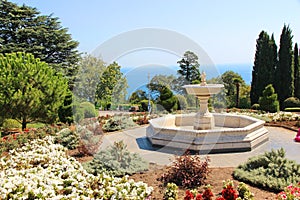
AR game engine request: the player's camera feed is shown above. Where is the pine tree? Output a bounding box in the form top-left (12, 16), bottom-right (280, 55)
top-left (250, 31), bottom-right (277, 105)
top-left (0, 52), bottom-right (68, 129)
top-left (294, 43), bottom-right (300, 98)
top-left (177, 51), bottom-right (200, 82)
top-left (0, 0), bottom-right (80, 89)
top-left (275, 24), bottom-right (294, 108)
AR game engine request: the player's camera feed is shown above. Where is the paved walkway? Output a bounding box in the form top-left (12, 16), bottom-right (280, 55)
top-left (99, 126), bottom-right (300, 167)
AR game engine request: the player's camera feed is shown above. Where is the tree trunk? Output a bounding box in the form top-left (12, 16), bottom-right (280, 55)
top-left (22, 118), bottom-right (27, 130)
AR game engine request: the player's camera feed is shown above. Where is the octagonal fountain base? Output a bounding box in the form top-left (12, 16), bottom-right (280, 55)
top-left (146, 113), bottom-right (269, 153)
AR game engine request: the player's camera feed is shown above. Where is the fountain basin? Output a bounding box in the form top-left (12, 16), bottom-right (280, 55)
top-left (183, 84), bottom-right (224, 96)
top-left (146, 113), bottom-right (269, 153)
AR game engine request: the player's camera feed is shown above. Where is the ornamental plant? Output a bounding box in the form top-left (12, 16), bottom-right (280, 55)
top-left (277, 183), bottom-right (300, 200)
top-left (84, 140), bottom-right (149, 176)
top-left (0, 136), bottom-right (153, 199)
top-left (160, 152), bottom-right (210, 188)
top-left (163, 182), bottom-right (178, 200)
top-left (233, 148), bottom-right (300, 191)
top-left (220, 180), bottom-right (238, 200)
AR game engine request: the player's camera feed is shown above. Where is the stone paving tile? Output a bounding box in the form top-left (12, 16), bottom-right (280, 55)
top-left (99, 126), bottom-right (300, 167)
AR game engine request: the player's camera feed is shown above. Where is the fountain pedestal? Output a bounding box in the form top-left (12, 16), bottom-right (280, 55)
top-left (194, 95), bottom-right (214, 130)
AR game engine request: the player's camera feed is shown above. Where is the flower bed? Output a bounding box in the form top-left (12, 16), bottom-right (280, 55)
top-left (0, 136), bottom-right (152, 199)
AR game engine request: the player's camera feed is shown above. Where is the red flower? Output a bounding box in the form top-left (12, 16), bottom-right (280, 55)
top-left (184, 190), bottom-right (194, 200)
top-left (202, 188), bottom-right (214, 200)
top-left (196, 193), bottom-right (203, 200)
top-left (221, 185), bottom-right (238, 200)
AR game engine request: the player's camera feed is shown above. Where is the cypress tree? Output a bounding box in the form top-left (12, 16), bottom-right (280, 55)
top-left (294, 43), bottom-right (300, 98)
top-left (250, 31), bottom-right (277, 105)
top-left (275, 25), bottom-right (294, 108)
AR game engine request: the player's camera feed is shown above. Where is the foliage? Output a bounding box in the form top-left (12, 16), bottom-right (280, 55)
top-left (0, 1), bottom-right (80, 88)
top-left (250, 31), bottom-right (277, 105)
top-left (76, 118), bottom-right (103, 156)
top-left (85, 140), bottom-right (149, 176)
top-left (221, 180), bottom-right (238, 200)
top-left (233, 148), bottom-right (300, 192)
top-left (2, 119), bottom-right (21, 130)
top-left (73, 101), bottom-right (98, 123)
top-left (163, 183), bottom-right (178, 200)
top-left (154, 85), bottom-right (178, 112)
top-left (283, 97), bottom-right (300, 109)
top-left (58, 89), bottom-right (74, 124)
top-left (221, 71), bottom-right (247, 108)
top-left (237, 182), bottom-right (254, 200)
top-left (277, 183), bottom-right (300, 200)
top-left (102, 115), bottom-right (137, 132)
top-left (259, 84), bottom-right (280, 113)
top-left (160, 153), bottom-right (210, 188)
top-left (0, 52), bottom-right (68, 129)
top-left (176, 94), bottom-right (188, 110)
top-left (74, 55), bottom-right (105, 103)
top-left (294, 43), bottom-right (300, 99)
top-left (275, 24), bottom-right (294, 108)
top-left (96, 62), bottom-right (128, 110)
top-left (54, 127), bottom-right (79, 150)
top-left (0, 136), bottom-right (153, 199)
top-left (177, 51), bottom-right (201, 83)
top-left (0, 124), bottom-right (65, 155)
top-left (251, 104), bottom-right (260, 110)
top-left (129, 90), bottom-right (147, 104)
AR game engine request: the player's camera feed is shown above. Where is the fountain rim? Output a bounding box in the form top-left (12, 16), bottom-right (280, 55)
top-left (183, 84), bottom-right (224, 88)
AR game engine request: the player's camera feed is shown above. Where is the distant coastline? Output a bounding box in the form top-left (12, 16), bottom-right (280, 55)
top-left (120, 63), bottom-right (253, 96)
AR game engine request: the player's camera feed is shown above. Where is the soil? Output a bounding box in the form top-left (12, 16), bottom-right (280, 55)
top-left (128, 163), bottom-right (277, 199)
top-left (72, 120), bottom-right (299, 199)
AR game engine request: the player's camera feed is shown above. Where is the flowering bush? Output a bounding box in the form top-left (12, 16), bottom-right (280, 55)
top-left (183, 181), bottom-right (253, 200)
top-left (159, 152), bottom-right (210, 188)
top-left (0, 136), bottom-right (153, 199)
top-left (277, 183), bottom-right (300, 200)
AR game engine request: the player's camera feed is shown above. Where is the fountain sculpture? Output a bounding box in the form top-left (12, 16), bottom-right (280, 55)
top-left (146, 72), bottom-right (269, 153)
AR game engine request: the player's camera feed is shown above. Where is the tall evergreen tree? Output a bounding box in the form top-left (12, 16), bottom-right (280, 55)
top-left (0, 0), bottom-right (80, 89)
top-left (275, 25), bottom-right (294, 108)
top-left (250, 31), bottom-right (277, 105)
top-left (294, 43), bottom-right (300, 98)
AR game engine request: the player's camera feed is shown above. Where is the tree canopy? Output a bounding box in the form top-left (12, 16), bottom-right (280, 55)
top-left (250, 31), bottom-right (277, 105)
top-left (0, 52), bottom-right (68, 129)
top-left (96, 62), bottom-right (127, 110)
top-left (0, 0), bottom-right (80, 88)
top-left (74, 55), bottom-right (105, 103)
top-left (275, 24), bottom-right (294, 108)
top-left (176, 51), bottom-right (200, 93)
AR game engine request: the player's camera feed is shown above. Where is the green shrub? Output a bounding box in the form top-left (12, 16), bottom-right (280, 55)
top-left (283, 97), bottom-right (300, 109)
top-left (2, 119), bottom-right (21, 130)
top-left (102, 115), bottom-right (137, 132)
top-left (80, 102), bottom-right (98, 118)
top-left (259, 84), bottom-right (279, 113)
top-left (159, 153), bottom-right (210, 188)
top-left (251, 103), bottom-right (260, 110)
top-left (54, 128), bottom-right (80, 150)
top-left (84, 140), bottom-right (148, 176)
top-left (233, 148), bottom-right (300, 192)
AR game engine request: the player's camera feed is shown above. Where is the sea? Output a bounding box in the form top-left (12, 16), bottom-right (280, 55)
top-left (120, 63), bottom-right (253, 96)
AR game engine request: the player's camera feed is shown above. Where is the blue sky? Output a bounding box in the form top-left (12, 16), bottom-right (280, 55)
top-left (9, 0), bottom-right (300, 67)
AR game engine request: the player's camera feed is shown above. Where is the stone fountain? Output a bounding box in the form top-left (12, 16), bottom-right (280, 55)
top-left (146, 72), bottom-right (269, 153)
